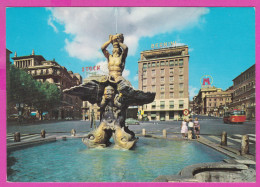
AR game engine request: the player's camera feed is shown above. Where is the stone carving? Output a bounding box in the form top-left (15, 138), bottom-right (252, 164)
top-left (64, 34), bottom-right (155, 149)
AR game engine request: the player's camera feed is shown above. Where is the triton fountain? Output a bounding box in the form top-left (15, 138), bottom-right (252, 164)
top-left (64, 34), bottom-right (155, 149)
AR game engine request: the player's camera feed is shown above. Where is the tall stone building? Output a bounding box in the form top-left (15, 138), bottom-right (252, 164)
top-left (12, 50), bottom-right (83, 119)
top-left (229, 64), bottom-right (255, 119)
top-left (138, 45), bottom-right (189, 121)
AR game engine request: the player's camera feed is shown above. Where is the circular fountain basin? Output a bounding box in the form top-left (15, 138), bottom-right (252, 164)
top-left (7, 137), bottom-right (229, 182)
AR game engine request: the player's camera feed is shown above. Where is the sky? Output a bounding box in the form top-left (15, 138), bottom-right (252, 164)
top-left (6, 7), bottom-right (255, 100)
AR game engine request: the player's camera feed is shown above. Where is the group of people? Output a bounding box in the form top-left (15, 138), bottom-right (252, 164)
top-left (181, 117), bottom-right (200, 139)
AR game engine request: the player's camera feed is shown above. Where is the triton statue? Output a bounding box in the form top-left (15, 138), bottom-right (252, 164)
top-left (64, 34), bottom-right (155, 150)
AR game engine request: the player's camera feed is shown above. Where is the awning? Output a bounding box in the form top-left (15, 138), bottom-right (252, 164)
top-left (151, 114), bottom-right (157, 117)
top-left (30, 112), bottom-right (37, 116)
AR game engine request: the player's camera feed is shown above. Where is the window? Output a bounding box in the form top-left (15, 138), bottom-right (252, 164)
top-left (179, 75), bottom-right (183, 81)
top-left (169, 101), bottom-right (174, 108)
top-left (160, 92), bottom-right (165, 99)
top-left (161, 77), bottom-right (165, 82)
top-left (179, 100), bottom-right (184, 109)
top-left (179, 91), bottom-right (184, 98)
top-left (152, 78), bottom-right (156, 84)
top-left (161, 69), bottom-right (165, 75)
top-left (157, 62), bottom-right (160, 67)
top-left (169, 84), bottom-right (174, 91)
top-left (170, 92), bottom-right (174, 98)
top-left (143, 78), bottom-right (147, 85)
top-left (143, 71), bottom-right (147, 77)
top-left (179, 83), bottom-right (184, 90)
top-left (161, 61), bottom-right (165, 66)
top-left (169, 60), bottom-right (174, 66)
top-left (160, 101), bottom-right (165, 109)
top-left (174, 61), bottom-right (178, 66)
top-left (170, 68), bottom-right (174, 75)
top-left (179, 67), bottom-right (183, 74)
top-left (152, 101), bottom-right (156, 109)
top-left (148, 63), bottom-right (151, 68)
top-left (179, 59), bottom-right (184, 66)
top-left (160, 85), bottom-right (165, 91)
top-left (152, 62), bottom-right (156, 67)
top-left (170, 76), bottom-right (174, 82)
top-left (165, 61), bottom-right (168, 66)
top-left (152, 85), bottom-right (156, 92)
top-left (143, 63), bottom-right (147, 69)
top-left (152, 69), bottom-right (156, 76)
top-left (143, 86), bottom-right (147, 91)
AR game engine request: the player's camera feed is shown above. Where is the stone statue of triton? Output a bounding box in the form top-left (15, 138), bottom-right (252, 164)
top-left (101, 34), bottom-right (127, 82)
top-left (64, 34), bottom-right (155, 150)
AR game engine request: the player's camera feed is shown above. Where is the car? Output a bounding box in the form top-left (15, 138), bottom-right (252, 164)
top-left (125, 118), bottom-right (140, 125)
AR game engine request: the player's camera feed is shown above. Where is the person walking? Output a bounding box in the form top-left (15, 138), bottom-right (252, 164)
top-left (194, 117), bottom-right (200, 139)
top-left (181, 118), bottom-right (188, 139)
top-left (188, 118), bottom-right (195, 139)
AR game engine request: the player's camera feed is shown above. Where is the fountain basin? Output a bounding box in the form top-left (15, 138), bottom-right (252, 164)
top-left (7, 137), bottom-right (230, 182)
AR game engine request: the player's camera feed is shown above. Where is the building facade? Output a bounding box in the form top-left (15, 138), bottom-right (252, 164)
top-left (229, 64), bottom-right (255, 119)
top-left (204, 90), bottom-right (232, 117)
top-left (193, 86), bottom-right (223, 115)
top-left (12, 50), bottom-right (83, 120)
top-left (138, 46), bottom-right (189, 121)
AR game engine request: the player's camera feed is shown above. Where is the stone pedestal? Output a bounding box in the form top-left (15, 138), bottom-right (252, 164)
top-left (220, 131), bottom-right (227, 146)
top-left (241, 135), bottom-right (249, 155)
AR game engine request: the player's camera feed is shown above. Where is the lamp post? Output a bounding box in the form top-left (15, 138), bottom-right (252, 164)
top-left (16, 103), bottom-right (24, 125)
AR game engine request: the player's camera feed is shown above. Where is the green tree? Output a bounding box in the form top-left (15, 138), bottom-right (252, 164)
top-left (34, 81), bottom-right (62, 120)
top-left (8, 65), bottom-right (62, 120)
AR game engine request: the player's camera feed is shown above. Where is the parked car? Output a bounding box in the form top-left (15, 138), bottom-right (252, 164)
top-left (125, 118), bottom-right (140, 125)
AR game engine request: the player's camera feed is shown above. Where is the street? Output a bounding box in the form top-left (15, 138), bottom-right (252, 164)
top-left (7, 115), bottom-right (255, 136)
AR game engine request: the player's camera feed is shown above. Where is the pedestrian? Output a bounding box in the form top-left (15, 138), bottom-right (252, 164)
top-left (181, 118), bottom-right (188, 139)
top-left (194, 117), bottom-right (200, 139)
top-left (188, 118), bottom-right (195, 139)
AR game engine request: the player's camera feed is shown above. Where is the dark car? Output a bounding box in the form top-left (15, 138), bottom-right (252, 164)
top-left (125, 118), bottom-right (140, 125)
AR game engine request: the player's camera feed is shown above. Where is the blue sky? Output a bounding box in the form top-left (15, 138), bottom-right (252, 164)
top-left (6, 7), bottom-right (255, 99)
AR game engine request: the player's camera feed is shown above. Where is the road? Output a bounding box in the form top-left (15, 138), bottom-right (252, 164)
top-left (7, 115), bottom-right (256, 155)
top-left (7, 115), bottom-right (255, 136)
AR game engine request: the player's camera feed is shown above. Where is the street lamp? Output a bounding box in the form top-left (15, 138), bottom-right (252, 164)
top-left (16, 103), bottom-right (24, 124)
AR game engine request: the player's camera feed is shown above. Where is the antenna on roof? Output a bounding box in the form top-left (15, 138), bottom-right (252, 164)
top-left (32, 49), bottom-right (35, 55)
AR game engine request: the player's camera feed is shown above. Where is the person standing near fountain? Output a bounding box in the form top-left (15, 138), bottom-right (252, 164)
top-left (193, 117), bottom-right (200, 139)
top-left (181, 118), bottom-right (188, 139)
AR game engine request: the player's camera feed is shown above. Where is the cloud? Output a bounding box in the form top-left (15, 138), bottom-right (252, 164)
top-left (189, 86), bottom-right (199, 100)
top-left (47, 7), bottom-right (209, 61)
top-left (47, 17), bottom-right (58, 33)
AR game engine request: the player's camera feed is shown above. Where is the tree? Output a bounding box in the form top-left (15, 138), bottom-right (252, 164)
top-left (8, 65), bottom-right (62, 120)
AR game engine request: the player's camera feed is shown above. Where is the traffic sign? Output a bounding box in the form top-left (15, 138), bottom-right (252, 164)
top-left (183, 109), bottom-right (189, 116)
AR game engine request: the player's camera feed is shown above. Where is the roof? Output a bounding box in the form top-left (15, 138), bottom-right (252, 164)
top-left (12, 55), bottom-right (46, 62)
top-left (232, 64), bottom-right (255, 81)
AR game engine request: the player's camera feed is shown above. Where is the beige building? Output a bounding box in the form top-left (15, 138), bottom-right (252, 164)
top-left (229, 64), bottom-right (255, 119)
top-left (138, 46), bottom-right (189, 121)
top-left (12, 50), bottom-right (83, 119)
top-left (193, 86), bottom-right (223, 115)
top-left (204, 90), bottom-right (232, 117)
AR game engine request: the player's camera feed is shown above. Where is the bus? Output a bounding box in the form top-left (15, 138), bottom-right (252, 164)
top-left (223, 110), bottom-right (246, 124)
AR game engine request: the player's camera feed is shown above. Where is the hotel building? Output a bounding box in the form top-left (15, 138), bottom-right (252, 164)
top-left (138, 45), bottom-right (189, 121)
